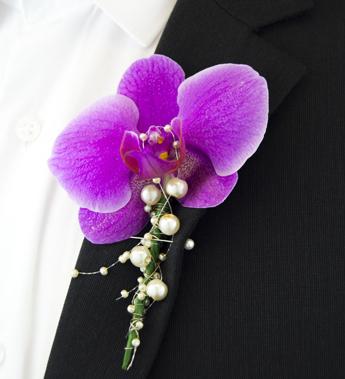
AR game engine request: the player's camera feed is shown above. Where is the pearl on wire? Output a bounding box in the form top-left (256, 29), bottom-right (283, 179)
top-left (119, 251), bottom-right (130, 263)
top-left (137, 292), bottom-right (146, 301)
top-left (130, 246), bottom-right (151, 268)
top-left (132, 338), bottom-right (140, 347)
top-left (146, 279), bottom-right (168, 301)
top-left (121, 290), bottom-right (129, 298)
top-left (141, 239), bottom-right (152, 248)
top-left (99, 266), bottom-right (108, 276)
top-left (142, 232), bottom-right (153, 247)
top-left (158, 214), bottom-right (180, 235)
top-left (165, 177), bottom-right (188, 199)
top-left (139, 133), bottom-right (148, 142)
top-left (144, 205), bottom-right (152, 213)
top-left (140, 184), bottom-right (161, 205)
top-left (71, 269), bottom-right (79, 278)
top-left (150, 216), bottom-right (158, 225)
top-left (152, 177), bottom-right (161, 184)
top-left (184, 238), bottom-right (195, 251)
top-left (127, 304), bottom-right (135, 314)
top-left (135, 321), bottom-right (144, 330)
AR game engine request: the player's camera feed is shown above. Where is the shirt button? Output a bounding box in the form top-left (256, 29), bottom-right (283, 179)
top-left (0, 343), bottom-right (5, 365)
top-left (15, 116), bottom-right (42, 143)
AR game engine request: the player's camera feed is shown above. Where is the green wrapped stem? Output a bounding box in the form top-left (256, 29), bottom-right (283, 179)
top-left (122, 197), bottom-right (169, 370)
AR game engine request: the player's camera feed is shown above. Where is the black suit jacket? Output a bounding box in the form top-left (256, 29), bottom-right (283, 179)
top-left (45, 0), bottom-right (345, 378)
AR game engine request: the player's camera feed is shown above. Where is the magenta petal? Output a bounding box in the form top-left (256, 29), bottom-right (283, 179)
top-left (79, 179), bottom-right (148, 244)
top-left (178, 64), bottom-right (268, 176)
top-left (178, 149), bottom-right (238, 208)
top-left (118, 54), bottom-right (185, 132)
top-left (48, 95), bottom-right (139, 213)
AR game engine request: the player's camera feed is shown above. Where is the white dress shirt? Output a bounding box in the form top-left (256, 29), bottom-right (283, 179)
top-left (0, 1), bottom-right (176, 378)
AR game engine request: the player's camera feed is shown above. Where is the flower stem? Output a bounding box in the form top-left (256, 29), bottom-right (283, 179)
top-left (122, 197), bottom-right (169, 370)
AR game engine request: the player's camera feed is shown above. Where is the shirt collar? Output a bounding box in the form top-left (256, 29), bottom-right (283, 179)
top-left (1, 0), bottom-right (177, 47)
top-left (95, 0), bottom-right (177, 47)
top-left (0, 0), bottom-right (93, 23)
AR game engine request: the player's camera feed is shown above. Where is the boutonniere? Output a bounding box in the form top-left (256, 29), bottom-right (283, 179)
top-left (49, 54), bottom-right (268, 370)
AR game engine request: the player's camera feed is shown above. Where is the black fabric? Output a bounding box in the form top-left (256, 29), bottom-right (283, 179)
top-left (215, 0), bottom-right (314, 30)
top-left (45, 0), bottom-right (345, 378)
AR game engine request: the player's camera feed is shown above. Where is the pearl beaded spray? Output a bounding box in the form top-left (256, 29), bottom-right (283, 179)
top-left (70, 175), bottom-right (195, 371)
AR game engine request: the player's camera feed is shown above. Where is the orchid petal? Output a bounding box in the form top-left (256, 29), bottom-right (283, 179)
top-left (178, 149), bottom-right (238, 208)
top-left (177, 64), bottom-right (268, 176)
top-left (79, 179), bottom-right (148, 244)
top-left (118, 54), bottom-right (185, 132)
top-left (49, 95), bottom-right (139, 213)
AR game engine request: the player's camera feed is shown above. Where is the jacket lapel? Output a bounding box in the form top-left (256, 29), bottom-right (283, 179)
top-left (45, 1), bottom-right (313, 378)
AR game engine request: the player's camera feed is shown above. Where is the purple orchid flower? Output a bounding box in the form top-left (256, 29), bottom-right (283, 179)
top-left (48, 55), bottom-right (268, 244)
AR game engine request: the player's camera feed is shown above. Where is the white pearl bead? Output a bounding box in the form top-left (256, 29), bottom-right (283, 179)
top-left (142, 239), bottom-right (152, 248)
top-left (158, 214), bottom-right (180, 235)
top-left (121, 290), bottom-right (129, 298)
top-left (159, 253), bottom-right (167, 261)
top-left (165, 177), bottom-right (188, 199)
top-left (153, 272), bottom-right (161, 279)
top-left (123, 250), bottom-right (130, 259)
top-left (150, 216), bottom-right (158, 225)
top-left (132, 338), bottom-right (140, 347)
top-left (152, 177), bottom-right (161, 184)
top-left (99, 266), bottom-right (108, 276)
top-left (139, 133), bottom-right (148, 141)
top-left (119, 251), bottom-right (130, 263)
top-left (146, 279), bottom-right (168, 301)
top-left (140, 184), bottom-right (161, 205)
top-left (144, 205), bottom-right (152, 213)
top-left (144, 233), bottom-right (152, 240)
top-left (184, 238), bottom-right (195, 251)
top-left (130, 246), bottom-right (150, 268)
top-left (71, 269), bottom-right (79, 278)
top-left (137, 277), bottom-right (144, 283)
top-left (137, 292), bottom-right (146, 300)
top-left (173, 140), bottom-right (180, 149)
top-left (135, 321), bottom-right (144, 330)
top-left (127, 304), bottom-right (135, 313)
top-left (164, 124), bottom-right (172, 132)
top-left (138, 283), bottom-right (146, 292)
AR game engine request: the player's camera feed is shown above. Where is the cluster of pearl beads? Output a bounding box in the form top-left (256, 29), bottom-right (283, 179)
top-left (122, 176), bottom-right (188, 351)
top-left (142, 177), bottom-right (188, 234)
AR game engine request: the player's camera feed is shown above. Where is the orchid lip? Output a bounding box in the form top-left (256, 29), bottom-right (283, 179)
top-left (120, 119), bottom-right (185, 179)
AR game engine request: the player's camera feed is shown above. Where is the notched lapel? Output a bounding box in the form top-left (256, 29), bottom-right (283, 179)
top-left (45, 1), bottom-right (313, 378)
top-left (215, 0), bottom-right (314, 30)
top-left (159, 0), bottom-right (312, 115)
